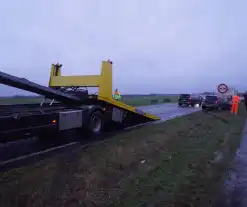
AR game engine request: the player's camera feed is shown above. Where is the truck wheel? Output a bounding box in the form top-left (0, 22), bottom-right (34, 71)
top-left (88, 111), bottom-right (104, 135)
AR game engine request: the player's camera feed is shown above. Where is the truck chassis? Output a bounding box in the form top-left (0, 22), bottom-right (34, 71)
top-left (0, 60), bottom-right (160, 143)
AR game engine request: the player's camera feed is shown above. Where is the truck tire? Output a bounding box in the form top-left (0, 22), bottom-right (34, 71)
top-left (88, 110), bottom-right (104, 135)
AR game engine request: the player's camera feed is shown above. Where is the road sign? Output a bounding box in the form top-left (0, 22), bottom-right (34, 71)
top-left (217, 83), bottom-right (228, 94)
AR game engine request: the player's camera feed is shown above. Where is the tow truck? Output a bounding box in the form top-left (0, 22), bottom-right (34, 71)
top-left (0, 60), bottom-right (160, 143)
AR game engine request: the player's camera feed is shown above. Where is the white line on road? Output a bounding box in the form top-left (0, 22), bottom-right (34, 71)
top-left (0, 141), bottom-right (78, 166)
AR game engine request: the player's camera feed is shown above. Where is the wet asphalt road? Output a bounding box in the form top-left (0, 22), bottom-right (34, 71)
top-left (213, 120), bottom-right (247, 207)
top-left (0, 103), bottom-right (199, 162)
top-left (139, 103), bottom-right (200, 120)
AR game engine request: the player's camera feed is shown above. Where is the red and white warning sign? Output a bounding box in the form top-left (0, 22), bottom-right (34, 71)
top-left (217, 83), bottom-right (228, 94)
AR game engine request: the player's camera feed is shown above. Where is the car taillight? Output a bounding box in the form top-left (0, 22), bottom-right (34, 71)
top-left (216, 100), bottom-right (218, 104)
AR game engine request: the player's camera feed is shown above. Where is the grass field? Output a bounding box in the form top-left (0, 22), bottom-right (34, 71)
top-left (121, 95), bottom-right (177, 106)
top-left (0, 94), bottom-right (178, 106)
top-left (1, 105), bottom-right (245, 206)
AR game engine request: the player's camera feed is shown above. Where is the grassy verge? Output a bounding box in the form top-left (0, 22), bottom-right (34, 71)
top-left (0, 95), bottom-right (178, 106)
top-left (0, 96), bottom-right (45, 105)
top-left (121, 95), bottom-right (177, 106)
top-left (0, 106), bottom-right (245, 207)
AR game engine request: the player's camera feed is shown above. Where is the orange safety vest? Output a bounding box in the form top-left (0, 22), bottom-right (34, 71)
top-left (232, 95), bottom-right (240, 104)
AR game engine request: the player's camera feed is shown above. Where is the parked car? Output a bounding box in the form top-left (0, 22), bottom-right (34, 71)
top-left (219, 97), bottom-right (232, 110)
top-left (201, 95), bottom-right (220, 110)
top-left (178, 94), bottom-right (202, 107)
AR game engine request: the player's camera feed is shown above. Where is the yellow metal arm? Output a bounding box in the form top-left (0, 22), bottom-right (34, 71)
top-left (50, 75), bottom-right (100, 87)
top-left (48, 60), bottom-right (160, 121)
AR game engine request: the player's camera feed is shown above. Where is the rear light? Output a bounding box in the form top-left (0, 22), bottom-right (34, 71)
top-left (216, 100), bottom-right (218, 104)
top-left (52, 120), bottom-right (56, 124)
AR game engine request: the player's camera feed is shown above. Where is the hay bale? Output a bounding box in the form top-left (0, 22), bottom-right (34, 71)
top-left (163, 98), bottom-right (171, 103)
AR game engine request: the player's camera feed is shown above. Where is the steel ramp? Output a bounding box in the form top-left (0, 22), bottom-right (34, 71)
top-left (0, 71), bottom-right (82, 105)
top-left (98, 97), bottom-right (161, 121)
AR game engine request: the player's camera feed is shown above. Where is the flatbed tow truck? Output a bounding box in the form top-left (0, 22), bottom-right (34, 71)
top-left (0, 60), bottom-right (160, 143)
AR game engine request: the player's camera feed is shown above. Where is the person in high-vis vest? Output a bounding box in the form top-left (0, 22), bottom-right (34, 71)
top-left (113, 89), bottom-right (121, 100)
top-left (231, 94), bottom-right (240, 114)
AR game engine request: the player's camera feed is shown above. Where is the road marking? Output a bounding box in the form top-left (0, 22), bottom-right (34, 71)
top-left (0, 141), bottom-right (78, 166)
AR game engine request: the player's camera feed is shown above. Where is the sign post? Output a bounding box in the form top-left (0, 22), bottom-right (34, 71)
top-left (217, 83), bottom-right (228, 94)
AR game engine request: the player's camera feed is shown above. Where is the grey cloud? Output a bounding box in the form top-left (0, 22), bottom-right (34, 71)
top-left (0, 0), bottom-right (246, 95)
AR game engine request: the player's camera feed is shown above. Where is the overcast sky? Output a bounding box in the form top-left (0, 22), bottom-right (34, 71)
top-left (0, 0), bottom-right (246, 95)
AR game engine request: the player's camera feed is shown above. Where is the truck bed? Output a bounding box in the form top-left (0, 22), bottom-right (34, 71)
top-left (0, 105), bottom-right (90, 143)
top-left (0, 103), bottom-right (66, 117)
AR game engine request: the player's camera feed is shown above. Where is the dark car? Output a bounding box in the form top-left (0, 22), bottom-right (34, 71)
top-left (218, 97), bottom-right (232, 110)
top-left (178, 94), bottom-right (202, 107)
top-left (202, 95), bottom-right (220, 110)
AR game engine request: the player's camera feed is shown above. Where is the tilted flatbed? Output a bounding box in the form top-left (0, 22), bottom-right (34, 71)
top-left (0, 60), bottom-right (160, 143)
